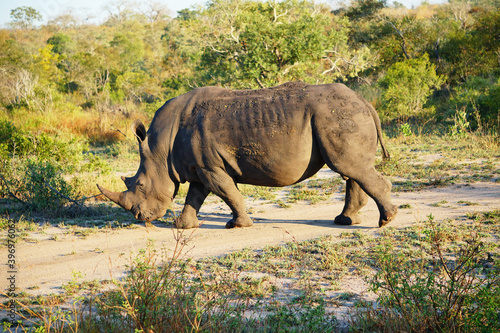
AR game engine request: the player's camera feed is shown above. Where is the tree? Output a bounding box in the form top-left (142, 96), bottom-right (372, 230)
top-left (47, 33), bottom-right (74, 55)
top-left (139, 0), bottom-right (171, 29)
top-left (0, 31), bottom-right (28, 67)
top-left (109, 32), bottom-right (145, 69)
top-left (379, 54), bottom-right (445, 121)
top-left (195, 0), bottom-right (365, 88)
top-left (440, 10), bottom-right (500, 81)
top-left (177, 9), bottom-right (199, 21)
top-left (10, 6), bottom-right (42, 30)
top-left (345, 0), bottom-right (387, 21)
top-left (103, 0), bottom-right (134, 26)
top-left (47, 11), bottom-right (80, 29)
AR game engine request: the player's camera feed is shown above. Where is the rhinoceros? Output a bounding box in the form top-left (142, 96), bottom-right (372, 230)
top-left (97, 82), bottom-right (397, 229)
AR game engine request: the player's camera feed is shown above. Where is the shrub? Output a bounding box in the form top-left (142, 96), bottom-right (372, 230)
top-left (73, 238), bottom-right (251, 333)
top-left (262, 300), bottom-right (337, 332)
top-left (353, 216), bottom-right (500, 332)
top-left (447, 76), bottom-right (500, 133)
top-left (12, 158), bottom-right (76, 213)
top-left (379, 54), bottom-right (445, 122)
top-left (0, 120), bottom-right (88, 214)
top-left (0, 119), bottom-right (85, 165)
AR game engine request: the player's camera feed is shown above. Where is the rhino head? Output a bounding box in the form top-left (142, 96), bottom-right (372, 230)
top-left (97, 120), bottom-right (177, 222)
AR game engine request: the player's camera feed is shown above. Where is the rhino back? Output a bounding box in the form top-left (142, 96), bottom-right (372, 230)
top-left (168, 82), bottom-right (376, 186)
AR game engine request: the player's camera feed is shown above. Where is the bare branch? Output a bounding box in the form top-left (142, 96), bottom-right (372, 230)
top-left (42, 179), bottom-right (99, 208)
top-left (206, 41), bottom-right (228, 54)
top-left (43, 180), bottom-right (83, 207)
top-left (255, 77), bottom-right (265, 89)
top-left (138, 0), bottom-right (171, 28)
top-left (111, 124), bottom-right (129, 139)
top-left (0, 173), bottom-right (26, 204)
top-left (322, 50), bottom-right (357, 75)
top-left (377, 14), bottom-right (410, 60)
top-left (269, 0), bottom-right (288, 24)
top-left (230, 25), bottom-right (239, 44)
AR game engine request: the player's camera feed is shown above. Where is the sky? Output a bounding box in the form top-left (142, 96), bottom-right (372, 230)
top-left (0, 0), bottom-right (445, 28)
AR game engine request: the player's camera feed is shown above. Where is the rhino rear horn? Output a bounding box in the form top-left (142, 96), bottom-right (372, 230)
top-left (121, 176), bottom-right (133, 189)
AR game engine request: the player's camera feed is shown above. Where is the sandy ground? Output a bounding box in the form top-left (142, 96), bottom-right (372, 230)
top-left (2, 178), bottom-right (498, 297)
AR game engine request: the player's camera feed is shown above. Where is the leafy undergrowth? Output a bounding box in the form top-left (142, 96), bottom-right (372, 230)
top-left (1, 133), bottom-right (499, 331)
top-left (2, 211), bottom-right (499, 332)
top-left (2, 133), bottom-right (498, 238)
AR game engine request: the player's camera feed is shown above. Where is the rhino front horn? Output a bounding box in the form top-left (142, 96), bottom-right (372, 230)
top-left (96, 184), bottom-right (132, 210)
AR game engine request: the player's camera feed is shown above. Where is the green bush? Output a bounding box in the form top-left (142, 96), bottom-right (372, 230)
top-left (379, 54), bottom-right (445, 122)
top-left (0, 120), bottom-right (88, 214)
top-left (262, 300), bottom-right (337, 332)
top-left (357, 217), bottom-right (500, 332)
top-left (0, 119), bottom-right (85, 165)
top-left (82, 243), bottom-right (252, 333)
top-left (0, 156), bottom-right (76, 213)
top-left (447, 76), bottom-right (500, 133)
top-left (80, 153), bottom-right (111, 175)
top-left (21, 158), bottom-right (76, 212)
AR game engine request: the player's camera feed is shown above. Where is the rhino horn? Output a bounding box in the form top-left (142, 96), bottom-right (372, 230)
top-left (96, 184), bottom-right (132, 210)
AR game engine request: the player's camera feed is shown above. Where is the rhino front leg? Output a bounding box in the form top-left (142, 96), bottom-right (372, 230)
top-left (176, 182), bottom-right (210, 229)
top-left (334, 178), bottom-right (368, 226)
top-left (196, 168), bottom-right (253, 228)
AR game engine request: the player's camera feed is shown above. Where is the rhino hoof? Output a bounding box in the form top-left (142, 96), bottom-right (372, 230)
top-left (226, 216), bottom-right (253, 228)
top-left (174, 217), bottom-right (199, 229)
top-left (334, 214), bottom-right (361, 226)
top-left (379, 208), bottom-right (397, 227)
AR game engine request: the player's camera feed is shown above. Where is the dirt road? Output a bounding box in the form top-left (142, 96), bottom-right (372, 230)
top-left (2, 179), bottom-right (498, 296)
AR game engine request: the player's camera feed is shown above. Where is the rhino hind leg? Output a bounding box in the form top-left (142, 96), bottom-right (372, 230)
top-left (349, 166), bottom-right (398, 227)
top-left (323, 151), bottom-right (397, 226)
top-left (334, 178), bottom-right (368, 226)
top-left (196, 168), bottom-right (253, 229)
top-left (176, 182), bottom-right (210, 229)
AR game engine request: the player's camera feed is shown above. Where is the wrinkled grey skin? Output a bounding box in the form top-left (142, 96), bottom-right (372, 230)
top-left (98, 82), bottom-right (397, 229)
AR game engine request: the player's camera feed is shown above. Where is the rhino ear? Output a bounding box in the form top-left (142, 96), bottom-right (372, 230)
top-left (131, 119), bottom-right (147, 143)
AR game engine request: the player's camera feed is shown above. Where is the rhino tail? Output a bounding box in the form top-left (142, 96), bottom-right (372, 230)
top-left (364, 100), bottom-right (390, 161)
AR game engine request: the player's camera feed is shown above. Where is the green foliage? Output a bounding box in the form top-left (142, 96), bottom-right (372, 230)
top-left (110, 32), bottom-right (145, 68)
top-left (440, 10), bottom-right (500, 82)
top-left (379, 54), bottom-right (445, 121)
top-left (9, 6), bottom-right (42, 29)
top-left (80, 153), bottom-right (111, 175)
top-left (177, 8), bottom-right (199, 21)
top-left (262, 300), bottom-right (337, 332)
top-left (345, 0), bottom-right (387, 21)
top-left (47, 33), bottom-right (74, 55)
top-left (21, 158), bottom-right (76, 212)
top-left (1, 0), bottom-right (500, 133)
top-left (399, 122), bottom-right (413, 137)
top-left (197, 0), bottom-right (362, 87)
top-left (448, 107), bottom-right (470, 138)
top-left (447, 76), bottom-right (500, 133)
top-left (364, 217), bottom-right (500, 332)
top-left (78, 242), bottom-right (253, 332)
top-left (0, 33), bottom-right (27, 67)
top-left (0, 120), bottom-right (89, 214)
top-left (0, 155), bottom-right (77, 214)
top-left (0, 120), bottom-right (85, 165)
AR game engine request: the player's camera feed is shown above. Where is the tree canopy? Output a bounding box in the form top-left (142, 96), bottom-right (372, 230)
top-left (1, 0), bottom-right (499, 131)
